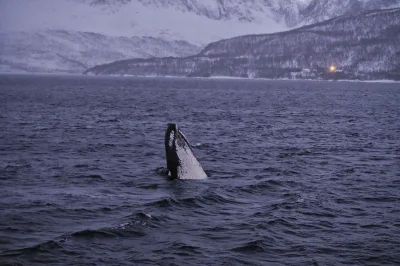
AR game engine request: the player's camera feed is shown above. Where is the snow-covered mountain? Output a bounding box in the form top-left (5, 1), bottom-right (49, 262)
top-left (0, 30), bottom-right (200, 73)
top-left (0, 0), bottom-right (286, 45)
top-left (3, 0), bottom-right (399, 43)
top-left (282, 0), bottom-right (400, 26)
top-left (1, 0), bottom-right (399, 73)
top-left (85, 8), bottom-right (400, 81)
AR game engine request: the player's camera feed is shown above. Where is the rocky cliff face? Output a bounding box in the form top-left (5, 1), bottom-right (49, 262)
top-left (85, 8), bottom-right (400, 80)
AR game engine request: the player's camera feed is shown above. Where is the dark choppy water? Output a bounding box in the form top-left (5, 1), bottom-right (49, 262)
top-left (1, 75), bottom-right (400, 266)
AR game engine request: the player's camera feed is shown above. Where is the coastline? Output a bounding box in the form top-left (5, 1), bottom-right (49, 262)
top-left (1, 72), bottom-right (399, 84)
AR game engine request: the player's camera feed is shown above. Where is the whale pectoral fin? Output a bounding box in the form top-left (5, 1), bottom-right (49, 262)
top-left (165, 123), bottom-right (207, 180)
top-left (176, 144), bottom-right (207, 180)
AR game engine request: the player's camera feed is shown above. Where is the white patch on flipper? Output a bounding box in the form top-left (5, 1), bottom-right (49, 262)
top-left (175, 130), bottom-right (207, 180)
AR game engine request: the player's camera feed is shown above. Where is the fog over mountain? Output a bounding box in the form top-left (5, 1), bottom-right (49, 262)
top-left (1, 0), bottom-right (399, 73)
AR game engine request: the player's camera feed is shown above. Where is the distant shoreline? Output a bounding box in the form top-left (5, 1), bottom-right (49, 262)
top-left (1, 72), bottom-right (399, 84)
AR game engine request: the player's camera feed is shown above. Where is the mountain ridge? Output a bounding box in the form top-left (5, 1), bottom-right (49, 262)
top-left (85, 8), bottom-right (400, 81)
top-left (0, 30), bottom-right (201, 73)
top-left (1, 0), bottom-right (399, 73)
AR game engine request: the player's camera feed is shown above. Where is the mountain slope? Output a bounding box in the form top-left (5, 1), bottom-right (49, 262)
top-left (292, 0), bottom-right (400, 27)
top-left (1, 0), bottom-right (399, 73)
top-left (85, 8), bottom-right (400, 80)
top-left (0, 30), bottom-right (201, 73)
top-left (2, 0), bottom-right (399, 44)
top-left (0, 0), bottom-right (286, 45)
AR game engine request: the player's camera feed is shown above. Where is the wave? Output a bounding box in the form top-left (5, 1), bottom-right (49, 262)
top-left (145, 188), bottom-right (243, 210)
top-left (70, 174), bottom-right (104, 180)
top-left (1, 218), bottom-right (150, 259)
top-left (0, 240), bottom-right (71, 258)
top-left (71, 229), bottom-right (118, 238)
top-left (70, 227), bottom-right (146, 238)
top-left (231, 240), bottom-right (268, 253)
top-left (233, 179), bottom-right (300, 195)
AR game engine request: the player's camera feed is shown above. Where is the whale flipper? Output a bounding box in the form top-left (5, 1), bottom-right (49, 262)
top-left (165, 124), bottom-right (207, 180)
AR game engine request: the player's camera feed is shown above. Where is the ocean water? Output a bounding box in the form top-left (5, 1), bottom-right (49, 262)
top-left (0, 75), bottom-right (399, 266)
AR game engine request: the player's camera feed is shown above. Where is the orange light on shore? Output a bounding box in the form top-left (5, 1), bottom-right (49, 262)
top-left (329, 65), bottom-right (336, 72)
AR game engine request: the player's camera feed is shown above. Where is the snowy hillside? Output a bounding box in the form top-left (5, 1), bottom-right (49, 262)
top-left (0, 30), bottom-right (200, 73)
top-left (85, 8), bottom-right (400, 81)
top-left (0, 0), bottom-right (287, 45)
top-left (1, 0), bottom-right (399, 73)
top-left (295, 0), bottom-right (400, 26)
top-left (0, 0), bottom-right (285, 73)
top-left (3, 0), bottom-right (398, 44)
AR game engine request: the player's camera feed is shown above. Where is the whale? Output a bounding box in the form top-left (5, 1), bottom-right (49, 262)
top-left (164, 123), bottom-right (207, 180)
